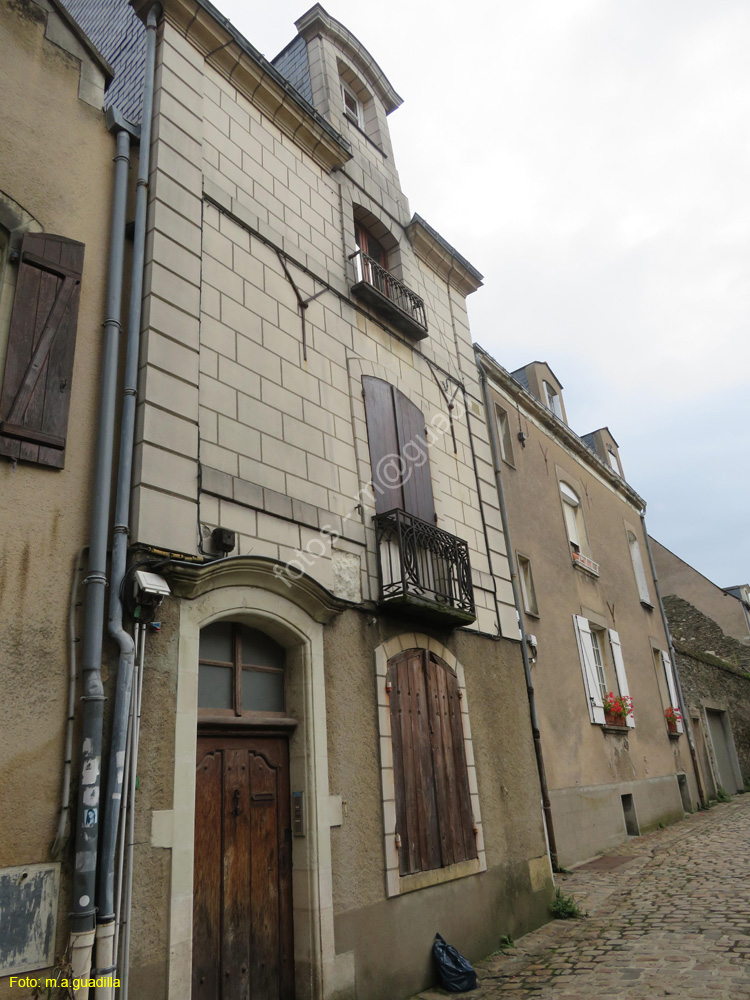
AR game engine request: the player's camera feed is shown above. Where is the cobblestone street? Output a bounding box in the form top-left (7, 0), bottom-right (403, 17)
top-left (416, 796), bottom-right (750, 999)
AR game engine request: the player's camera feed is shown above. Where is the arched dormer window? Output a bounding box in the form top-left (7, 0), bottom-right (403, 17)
top-left (337, 60), bottom-right (381, 146)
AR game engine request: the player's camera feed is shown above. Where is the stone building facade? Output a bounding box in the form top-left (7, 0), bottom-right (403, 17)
top-left (8, 2), bottom-right (553, 998)
top-left (477, 350), bottom-right (700, 868)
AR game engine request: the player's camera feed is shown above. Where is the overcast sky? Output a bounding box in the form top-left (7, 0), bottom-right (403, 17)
top-left (219, 0), bottom-right (749, 589)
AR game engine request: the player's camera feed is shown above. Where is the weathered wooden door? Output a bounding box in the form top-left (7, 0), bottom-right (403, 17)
top-left (192, 736), bottom-right (294, 999)
top-left (706, 710), bottom-right (740, 794)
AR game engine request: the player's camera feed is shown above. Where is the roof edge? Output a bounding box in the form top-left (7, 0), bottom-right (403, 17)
top-left (476, 344), bottom-right (646, 509)
top-left (131, 0), bottom-right (352, 170)
top-left (582, 426), bottom-right (620, 449)
top-left (49, 0), bottom-right (115, 85)
top-left (407, 214), bottom-right (483, 295)
top-left (294, 4), bottom-right (403, 114)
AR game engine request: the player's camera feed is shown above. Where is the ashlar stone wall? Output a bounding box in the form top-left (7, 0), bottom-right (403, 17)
top-left (132, 14), bottom-right (518, 637)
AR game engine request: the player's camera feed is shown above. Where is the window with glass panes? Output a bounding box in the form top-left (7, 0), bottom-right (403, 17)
top-left (589, 628), bottom-right (608, 701)
top-left (198, 621), bottom-right (285, 716)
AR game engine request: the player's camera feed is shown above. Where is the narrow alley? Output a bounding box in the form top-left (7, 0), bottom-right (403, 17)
top-left (417, 796), bottom-right (750, 1000)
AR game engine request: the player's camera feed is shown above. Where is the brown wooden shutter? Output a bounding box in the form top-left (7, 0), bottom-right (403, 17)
top-left (362, 376), bottom-right (435, 521)
top-left (438, 654), bottom-right (478, 864)
top-left (393, 388), bottom-right (435, 524)
top-left (0, 232), bottom-right (85, 468)
top-left (388, 649), bottom-right (476, 875)
top-left (363, 375), bottom-right (403, 514)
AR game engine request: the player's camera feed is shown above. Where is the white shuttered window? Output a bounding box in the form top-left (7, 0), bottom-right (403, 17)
top-left (573, 616), bottom-right (605, 724)
top-left (661, 650), bottom-right (684, 733)
top-left (608, 629), bottom-right (635, 728)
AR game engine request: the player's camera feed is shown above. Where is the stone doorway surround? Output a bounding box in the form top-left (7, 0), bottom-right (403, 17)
top-left (373, 632), bottom-right (487, 898)
top-left (155, 557), bottom-right (351, 1000)
top-left (702, 700), bottom-right (743, 794)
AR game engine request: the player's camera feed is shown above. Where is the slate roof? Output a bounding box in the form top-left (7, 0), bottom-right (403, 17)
top-left (58, 0), bottom-right (348, 147)
top-left (272, 35), bottom-right (313, 106)
top-left (580, 432), bottom-right (596, 453)
top-left (60, 0), bottom-right (145, 123)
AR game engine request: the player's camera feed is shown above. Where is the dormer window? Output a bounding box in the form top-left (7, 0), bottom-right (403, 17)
top-left (607, 448), bottom-right (620, 476)
top-left (543, 381), bottom-right (562, 419)
top-left (341, 80), bottom-right (364, 128)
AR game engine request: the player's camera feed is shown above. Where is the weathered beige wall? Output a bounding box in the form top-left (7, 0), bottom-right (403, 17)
top-left (324, 610), bottom-right (553, 1000)
top-left (549, 776), bottom-right (686, 867)
top-left (487, 376), bottom-right (696, 866)
top-left (0, 1), bottom-right (113, 990)
top-left (651, 537), bottom-right (750, 644)
top-left (122, 597), bottom-right (180, 1000)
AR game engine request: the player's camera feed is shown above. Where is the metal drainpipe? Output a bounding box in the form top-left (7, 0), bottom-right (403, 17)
top-left (51, 546), bottom-right (86, 859)
top-left (475, 350), bottom-right (560, 872)
top-left (94, 7), bottom-right (162, 994)
top-left (641, 513), bottom-right (708, 809)
top-left (70, 119), bottom-right (133, 998)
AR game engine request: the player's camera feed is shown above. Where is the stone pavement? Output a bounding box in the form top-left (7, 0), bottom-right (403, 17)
top-left (415, 796), bottom-right (750, 1000)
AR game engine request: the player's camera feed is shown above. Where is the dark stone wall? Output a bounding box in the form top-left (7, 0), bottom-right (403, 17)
top-left (664, 595), bottom-right (750, 783)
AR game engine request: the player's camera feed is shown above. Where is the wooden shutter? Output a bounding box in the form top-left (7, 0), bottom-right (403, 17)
top-left (608, 629), bottom-right (635, 728)
top-left (388, 649), bottom-right (476, 875)
top-left (0, 233), bottom-right (84, 468)
top-left (573, 615), bottom-right (606, 724)
top-left (362, 376), bottom-right (435, 521)
top-left (661, 650), bottom-right (684, 733)
top-left (394, 387), bottom-right (435, 524)
top-left (426, 652), bottom-right (477, 867)
top-left (363, 376), bottom-right (403, 513)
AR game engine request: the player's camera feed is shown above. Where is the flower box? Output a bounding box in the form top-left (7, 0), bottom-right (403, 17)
top-left (665, 707), bottom-right (682, 735)
top-left (603, 692), bottom-right (633, 728)
top-left (605, 712), bottom-right (628, 728)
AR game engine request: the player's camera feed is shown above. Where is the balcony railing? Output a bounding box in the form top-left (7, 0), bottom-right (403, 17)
top-left (349, 250), bottom-right (428, 340)
top-left (374, 508), bottom-right (476, 626)
top-left (572, 549), bottom-right (600, 576)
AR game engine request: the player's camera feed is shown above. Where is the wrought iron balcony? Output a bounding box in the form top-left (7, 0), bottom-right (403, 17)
top-left (349, 250), bottom-right (428, 340)
top-left (374, 508), bottom-right (476, 626)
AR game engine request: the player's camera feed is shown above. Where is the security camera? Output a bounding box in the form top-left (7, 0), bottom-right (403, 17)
top-left (133, 570), bottom-right (171, 598)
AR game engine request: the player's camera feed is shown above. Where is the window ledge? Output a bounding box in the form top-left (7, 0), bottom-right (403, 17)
top-left (668, 730), bottom-right (682, 741)
top-left (640, 600), bottom-right (654, 610)
top-left (344, 115), bottom-right (387, 157)
top-left (601, 724), bottom-right (631, 736)
top-left (572, 551), bottom-right (600, 577)
top-left (524, 610), bottom-right (541, 620)
top-left (387, 855), bottom-right (485, 897)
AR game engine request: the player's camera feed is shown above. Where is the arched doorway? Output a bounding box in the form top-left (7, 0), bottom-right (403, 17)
top-left (192, 621), bottom-right (295, 998)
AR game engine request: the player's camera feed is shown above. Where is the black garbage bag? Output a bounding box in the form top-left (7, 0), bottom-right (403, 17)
top-left (432, 933), bottom-right (478, 992)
